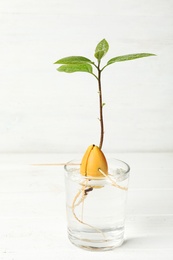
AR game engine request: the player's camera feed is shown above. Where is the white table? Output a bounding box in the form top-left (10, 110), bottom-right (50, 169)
top-left (0, 153), bottom-right (173, 260)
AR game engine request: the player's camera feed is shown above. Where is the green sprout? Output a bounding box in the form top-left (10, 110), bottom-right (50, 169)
top-left (54, 39), bottom-right (156, 150)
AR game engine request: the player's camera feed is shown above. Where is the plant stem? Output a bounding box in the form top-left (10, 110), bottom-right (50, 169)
top-left (97, 61), bottom-right (104, 150)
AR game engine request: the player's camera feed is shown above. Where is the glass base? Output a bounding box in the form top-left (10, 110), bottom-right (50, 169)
top-left (68, 227), bottom-right (124, 251)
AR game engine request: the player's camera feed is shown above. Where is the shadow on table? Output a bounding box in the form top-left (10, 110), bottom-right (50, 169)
top-left (121, 235), bottom-right (170, 249)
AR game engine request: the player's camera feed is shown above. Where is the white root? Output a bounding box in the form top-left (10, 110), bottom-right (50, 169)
top-left (71, 180), bottom-right (106, 239)
top-left (71, 168), bottom-right (127, 238)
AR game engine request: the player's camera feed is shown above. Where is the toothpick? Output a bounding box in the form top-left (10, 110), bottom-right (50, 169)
top-left (99, 169), bottom-right (128, 191)
top-left (32, 163), bottom-right (80, 166)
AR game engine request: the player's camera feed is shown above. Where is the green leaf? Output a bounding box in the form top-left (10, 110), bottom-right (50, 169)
top-left (94, 39), bottom-right (109, 60)
top-left (107, 53), bottom-right (156, 65)
top-left (57, 63), bottom-right (93, 74)
top-left (54, 56), bottom-right (92, 64)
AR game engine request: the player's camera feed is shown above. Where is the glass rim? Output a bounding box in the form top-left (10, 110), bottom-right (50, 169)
top-left (64, 158), bottom-right (130, 180)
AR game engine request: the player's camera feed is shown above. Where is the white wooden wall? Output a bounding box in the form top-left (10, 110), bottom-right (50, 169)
top-left (0, 0), bottom-right (173, 153)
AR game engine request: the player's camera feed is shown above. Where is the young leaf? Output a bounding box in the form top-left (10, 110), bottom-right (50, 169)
top-left (54, 56), bottom-right (92, 64)
top-left (107, 53), bottom-right (156, 65)
top-left (57, 63), bottom-right (93, 74)
top-left (94, 39), bottom-right (109, 60)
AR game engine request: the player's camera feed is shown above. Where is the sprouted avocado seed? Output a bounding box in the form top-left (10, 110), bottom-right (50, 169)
top-left (55, 38), bottom-right (156, 234)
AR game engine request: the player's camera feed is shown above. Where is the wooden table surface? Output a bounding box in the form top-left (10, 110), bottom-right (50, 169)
top-left (0, 153), bottom-right (173, 260)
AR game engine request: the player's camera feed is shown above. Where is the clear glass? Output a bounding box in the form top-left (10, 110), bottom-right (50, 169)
top-left (64, 158), bottom-right (130, 251)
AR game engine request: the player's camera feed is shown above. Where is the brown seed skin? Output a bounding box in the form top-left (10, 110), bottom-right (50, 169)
top-left (80, 144), bottom-right (108, 178)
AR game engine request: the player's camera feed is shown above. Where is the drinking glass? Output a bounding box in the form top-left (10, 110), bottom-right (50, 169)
top-left (64, 158), bottom-right (130, 251)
